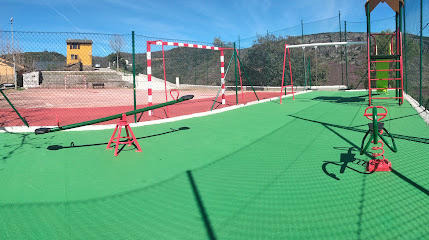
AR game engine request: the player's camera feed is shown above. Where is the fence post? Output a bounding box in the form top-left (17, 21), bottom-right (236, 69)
top-left (419, 0), bottom-right (423, 105)
top-left (302, 19), bottom-right (306, 88)
top-left (234, 42), bottom-right (238, 105)
top-left (339, 11), bottom-right (344, 86)
top-left (0, 89), bottom-right (29, 127)
top-left (132, 31), bottom-right (137, 123)
top-left (238, 35), bottom-right (241, 57)
top-left (308, 56), bottom-right (312, 89)
top-left (345, 21), bottom-right (348, 89)
top-left (267, 30), bottom-right (270, 86)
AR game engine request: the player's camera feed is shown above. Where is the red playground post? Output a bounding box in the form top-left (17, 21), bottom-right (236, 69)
top-left (280, 44), bottom-right (295, 104)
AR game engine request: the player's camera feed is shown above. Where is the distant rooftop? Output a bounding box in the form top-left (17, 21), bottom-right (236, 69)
top-left (66, 39), bottom-right (93, 44)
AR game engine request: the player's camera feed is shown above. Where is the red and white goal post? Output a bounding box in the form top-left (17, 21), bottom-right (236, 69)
top-left (280, 41), bottom-right (366, 104)
top-left (146, 40), bottom-right (225, 116)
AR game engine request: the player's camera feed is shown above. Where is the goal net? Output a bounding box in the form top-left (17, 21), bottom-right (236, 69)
top-left (282, 41), bottom-right (366, 94)
top-left (146, 40), bottom-right (233, 118)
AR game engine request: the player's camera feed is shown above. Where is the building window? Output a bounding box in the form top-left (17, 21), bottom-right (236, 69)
top-left (71, 54), bottom-right (78, 60)
top-left (70, 43), bottom-right (80, 49)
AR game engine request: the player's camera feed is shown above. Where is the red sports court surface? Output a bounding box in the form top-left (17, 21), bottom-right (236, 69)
top-left (0, 88), bottom-right (290, 127)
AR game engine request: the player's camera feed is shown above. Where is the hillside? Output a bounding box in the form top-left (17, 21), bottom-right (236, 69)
top-left (9, 32), bottom-right (426, 90)
top-left (21, 51), bottom-right (66, 70)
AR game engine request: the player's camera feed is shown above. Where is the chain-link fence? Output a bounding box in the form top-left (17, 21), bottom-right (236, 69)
top-left (1, 2), bottom-right (428, 127)
top-left (0, 31), bottom-right (139, 127)
top-left (0, 31), bottom-right (281, 127)
top-left (404, 0), bottom-right (429, 108)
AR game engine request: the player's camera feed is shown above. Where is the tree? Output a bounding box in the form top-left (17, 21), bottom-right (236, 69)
top-left (107, 52), bottom-right (127, 70)
top-left (109, 34), bottom-right (125, 71)
top-left (240, 34), bottom-right (293, 86)
top-left (213, 37), bottom-right (233, 48)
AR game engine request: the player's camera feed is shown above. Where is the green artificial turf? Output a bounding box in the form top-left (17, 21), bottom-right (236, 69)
top-left (1, 91), bottom-right (428, 239)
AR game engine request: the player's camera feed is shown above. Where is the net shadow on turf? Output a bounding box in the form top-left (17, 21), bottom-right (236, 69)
top-left (289, 115), bottom-right (429, 145)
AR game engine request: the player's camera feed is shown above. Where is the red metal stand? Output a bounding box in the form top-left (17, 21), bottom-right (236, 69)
top-left (367, 158), bottom-right (392, 172)
top-left (107, 114), bottom-right (142, 156)
top-left (280, 44), bottom-right (295, 104)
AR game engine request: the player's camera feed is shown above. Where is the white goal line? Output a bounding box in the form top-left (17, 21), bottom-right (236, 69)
top-left (286, 41), bottom-right (366, 49)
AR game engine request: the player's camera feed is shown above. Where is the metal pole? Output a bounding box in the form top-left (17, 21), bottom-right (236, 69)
top-left (211, 53), bottom-right (234, 111)
top-left (206, 48), bottom-right (209, 82)
top-left (420, 0), bottom-right (423, 105)
top-left (238, 35), bottom-right (241, 57)
top-left (404, 2), bottom-right (408, 93)
top-left (345, 21), bottom-right (348, 88)
top-left (267, 30), bottom-right (270, 85)
top-left (0, 89), bottom-right (29, 127)
top-left (398, 4), bottom-right (404, 103)
top-left (304, 47), bottom-right (306, 88)
top-left (367, 4), bottom-right (372, 105)
top-left (302, 19), bottom-right (306, 89)
top-left (235, 53), bottom-right (259, 101)
top-left (194, 48), bottom-right (197, 84)
top-left (10, 17), bottom-right (17, 90)
top-left (315, 46), bottom-right (318, 86)
top-left (339, 11), bottom-right (344, 86)
top-left (234, 42), bottom-right (238, 105)
top-left (308, 57), bottom-right (312, 89)
top-left (132, 31), bottom-right (137, 123)
top-left (396, 13), bottom-right (400, 99)
top-left (301, 19), bottom-right (304, 43)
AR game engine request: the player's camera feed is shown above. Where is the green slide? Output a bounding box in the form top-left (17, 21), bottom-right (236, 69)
top-left (376, 60), bottom-right (389, 93)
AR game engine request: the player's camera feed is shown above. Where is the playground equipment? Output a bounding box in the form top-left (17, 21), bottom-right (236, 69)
top-left (35, 95), bottom-right (194, 135)
top-left (106, 114), bottom-right (142, 157)
top-left (366, 0), bottom-right (404, 105)
top-left (360, 106), bottom-right (397, 172)
top-left (35, 95), bottom-right (194, 155)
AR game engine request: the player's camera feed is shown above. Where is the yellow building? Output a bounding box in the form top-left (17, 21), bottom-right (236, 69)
top-left (0, 58), bottom-right (24, 84)
top-left (66, 39), bottom-right (93, 66)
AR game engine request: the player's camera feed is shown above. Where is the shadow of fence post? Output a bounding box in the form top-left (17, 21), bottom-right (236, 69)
top-left (186, 170), bottom-right (216, 240)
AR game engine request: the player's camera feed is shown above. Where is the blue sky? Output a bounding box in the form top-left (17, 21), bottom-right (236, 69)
top-left (0, 0), bottom-right (399, 43)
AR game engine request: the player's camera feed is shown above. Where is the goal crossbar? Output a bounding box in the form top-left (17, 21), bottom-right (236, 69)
top-left (146, 40), bottom-right (225, 116)
top-left (285, 41), bottom-right (366, 49)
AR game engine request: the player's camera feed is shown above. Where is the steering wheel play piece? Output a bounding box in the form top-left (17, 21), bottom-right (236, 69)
top-left (364, 106), bottom-right (388, 121)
